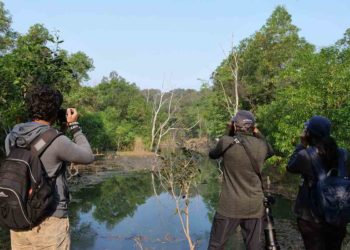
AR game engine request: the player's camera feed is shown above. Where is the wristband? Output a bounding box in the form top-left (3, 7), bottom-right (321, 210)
top-left (68, 121), bottom-right (79, 127)
top-left (69, 126), bottom-right (81, 135)
top-left (69, 125), bottom-right (80, 130)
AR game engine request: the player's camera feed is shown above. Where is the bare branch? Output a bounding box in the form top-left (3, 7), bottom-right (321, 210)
top-left (217, 78), bottom-right (234, 116)
top-left (220, 35), bottom-right (240, 115)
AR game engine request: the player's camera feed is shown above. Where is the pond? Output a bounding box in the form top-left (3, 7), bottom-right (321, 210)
top-left (0, 160), bottom-right (301, 250)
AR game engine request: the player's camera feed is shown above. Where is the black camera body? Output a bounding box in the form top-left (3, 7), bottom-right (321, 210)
top-left (57, 108), bottom-right (67, 124)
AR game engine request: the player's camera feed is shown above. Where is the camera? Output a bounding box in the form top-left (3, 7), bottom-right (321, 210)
top-left (57, 108), bottom-right (67, 124)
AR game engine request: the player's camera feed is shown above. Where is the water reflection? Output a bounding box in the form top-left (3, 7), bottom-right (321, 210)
top-left (0, 160), bottom-right (296, 250)
top-left (71, 192), bottom-right (213, 249)
top-left (198, 160), bottom-right (221, 221)
top-left (68, 162), bottom-right (265, 249)
top-left (94, 173), bottom-right (153, 226)
top-left (70, 172), bottom-right (154, 248)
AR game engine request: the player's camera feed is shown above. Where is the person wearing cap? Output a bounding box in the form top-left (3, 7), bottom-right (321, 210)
top-left (207, 110), bottom-right (274, 250)
top-left (287, 115), bottom-right (349, 250)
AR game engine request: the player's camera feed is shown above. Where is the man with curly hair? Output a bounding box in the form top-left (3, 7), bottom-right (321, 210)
top-left (5, 84), bottom-right (94, 250)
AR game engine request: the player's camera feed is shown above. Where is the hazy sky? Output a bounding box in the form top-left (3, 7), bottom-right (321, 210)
top-left (3, 0), bottom-right (350, 90)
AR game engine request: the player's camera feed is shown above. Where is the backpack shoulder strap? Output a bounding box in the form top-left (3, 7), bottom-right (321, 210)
top-left (218, 136), bottom-right (240, 157)
top-left (337, 148), bottom-right (348, 178)
top-left (239, 136), bottom-right (264, 190)
top-left (306, 147), bottom-right (327, 181)
top-left (30, 128), bottom-right (63, 157)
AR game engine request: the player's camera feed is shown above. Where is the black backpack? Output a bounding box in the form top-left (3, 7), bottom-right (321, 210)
top-left (0, 128), bottom-right (62, 230)
top-left (308, 147), bottom-right (350, 226)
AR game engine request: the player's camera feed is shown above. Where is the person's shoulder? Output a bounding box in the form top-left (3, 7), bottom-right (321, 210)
top-left (49, 132), bottom-right (71, 146)
top-left (242, 134), bottom-right (262, 144)
top-left (9, 122), bottom-right (28, 132)
top-left (299, 148), bottom-right (309, 157)
top-left (220, 135), bottom-right (239, 144)
top-left (221, 135), bottom-right (232, 141)
top-left (295, 147), bottom-right (310, 162)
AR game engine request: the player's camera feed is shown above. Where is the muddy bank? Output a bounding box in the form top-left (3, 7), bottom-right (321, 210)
top-left (72, 151), bottom-right (159, 173)
top-left (68, 152), bottom-right (160, 192)
top-left (268, 219), bottom-right (304, 250)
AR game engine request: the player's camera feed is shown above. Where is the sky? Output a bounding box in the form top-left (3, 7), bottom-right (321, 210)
top-left (2, 0), bottom-right (350, 90)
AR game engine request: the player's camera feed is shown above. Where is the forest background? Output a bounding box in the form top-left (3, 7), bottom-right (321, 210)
top-left (1, 2), bottom-right (350, 167)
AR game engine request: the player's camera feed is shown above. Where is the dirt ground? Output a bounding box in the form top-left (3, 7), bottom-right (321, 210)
top-left (72, 151), bottom-right (159, 172)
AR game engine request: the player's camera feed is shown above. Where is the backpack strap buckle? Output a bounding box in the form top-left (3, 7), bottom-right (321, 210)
top-left (233, 137), bottom-right (240, 144)
top-left (15, 137), bottom-right (29, 149)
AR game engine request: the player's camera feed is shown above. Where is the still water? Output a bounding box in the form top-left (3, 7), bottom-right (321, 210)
top-left (0, 160), bottom-right (296, 250)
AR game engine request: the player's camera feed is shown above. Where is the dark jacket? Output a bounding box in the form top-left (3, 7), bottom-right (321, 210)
top-left (286, 144), bottom-right (350, 222)
top-left (209, 132), bottom-right (274, 218)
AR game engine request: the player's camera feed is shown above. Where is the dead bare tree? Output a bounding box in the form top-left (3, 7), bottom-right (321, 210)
top-left (220, 37), bottom-right (240, 115)
top-left (154, 91), bottom-right (176, 152)
top-left (150, 90), bottom-right (188, 154)
top-left (149, 87), bottom-right (200, 249)
top-left (228, 45), bottom-right (239, 115)
top-left (217, 78), bottom-right (235, 117)
top-left (150, 90), bottom-right (166, 152)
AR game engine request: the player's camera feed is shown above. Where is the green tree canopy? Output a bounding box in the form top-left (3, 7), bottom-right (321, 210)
top-left (257, 29), bottom-right (350, 159)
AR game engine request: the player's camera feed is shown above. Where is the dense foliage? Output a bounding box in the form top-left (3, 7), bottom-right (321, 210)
top-left (0, 3), bottom-right (94, 155)
top-left (209, 6), bottom-right (350, 164)
top-left (65, 72), bottom-right (153, 151)
top-left (1, 2), bottom-right (349, 167)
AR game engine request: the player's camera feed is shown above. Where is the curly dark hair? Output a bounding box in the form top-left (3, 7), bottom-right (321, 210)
top-left (25, 84), bottom-right (63, 121)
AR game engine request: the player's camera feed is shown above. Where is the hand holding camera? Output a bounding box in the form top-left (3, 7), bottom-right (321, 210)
top-left (57, 108), bottom-right (80, 134)
top-left (57, 108), bottom-right (79, 124)
top-left (66, 108), bottom-right (79, 124)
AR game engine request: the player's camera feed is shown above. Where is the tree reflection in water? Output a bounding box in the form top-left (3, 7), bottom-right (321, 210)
top-left (0, 162), bottom-right (297, 249)
top-left (70, 172), bottom-right (154, 247)
top-left (92, 173), bottom-right (154, 227)
top-left (198, 159), bottom-right (221, 221)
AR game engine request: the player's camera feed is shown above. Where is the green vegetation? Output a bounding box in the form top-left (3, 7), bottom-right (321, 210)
top-left (210, 6), bottom-right (350, 163)
top-left (0, 2), bottom-right (349, 166)
top-left (65, 72), bottom-right (153, 151)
